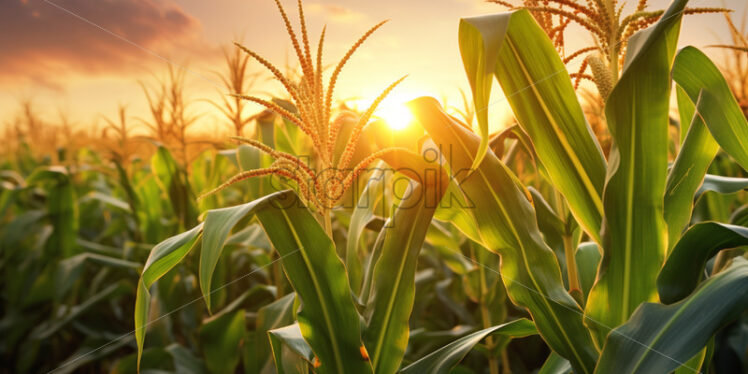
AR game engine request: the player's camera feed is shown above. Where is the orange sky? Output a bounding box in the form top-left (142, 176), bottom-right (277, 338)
top-left (2, 0), bottom-right (746, 136)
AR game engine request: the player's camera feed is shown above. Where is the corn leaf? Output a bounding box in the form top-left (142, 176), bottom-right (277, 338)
top-left (268, 323), bottom-right (314, 374)
top-left (256, 191), bottom-right (373, 374)
top-left (657, 222), bottom-right (748, 304)
top-left (200, 200), bottom-right (268, 311)
top-left (585, 0), bottom-right (686, 343)
top-left (400, 318), bottom-right (537, 374)
top-left (135, 223), bottom-right (204, 370)
top-left (696, 174), bottom-right (748, 198)
top-left (364, 181), bottom-right (443, 374)
top-left (666, 46), bottom-right (748, 248)
top-left (538, 352), bottom-right (572, 374)
top-left (346, 162), bottom-right (388, 294)
top-left (596, 258), bottom-right (748, 374)
top-left (199, 309), bottom-right (246, 374)
top-left (672, 47), bottom-right (748, 171)
top-left (409, 97), bottom-right (598, 374)
top-left (459, 10), bottom-right (606, 242)
top-left (663, 98), bottom-right (719, 250)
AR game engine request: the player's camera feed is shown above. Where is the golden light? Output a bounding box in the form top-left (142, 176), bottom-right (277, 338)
top-left (377, 102), bottom-right (414, 130)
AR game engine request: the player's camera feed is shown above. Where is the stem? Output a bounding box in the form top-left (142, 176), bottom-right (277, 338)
top-left (564, 234), bottom-right (581, 293)
top-left (323, 207), bottom-right (333, 238)
top-left (475, 245), bottom-right (500, 374)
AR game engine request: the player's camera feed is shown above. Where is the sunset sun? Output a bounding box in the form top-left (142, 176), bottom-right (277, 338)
top-left (377, 102), bottom-right (414, 130)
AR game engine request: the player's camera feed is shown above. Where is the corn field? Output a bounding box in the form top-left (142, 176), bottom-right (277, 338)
top-left (2, 0), bottom-right (748, 373)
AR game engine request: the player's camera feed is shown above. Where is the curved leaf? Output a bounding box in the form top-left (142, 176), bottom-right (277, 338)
top-left (200, 309), bottom-right (246, 374)
top-left (346, 162), bottom-right (388, 293)
top-left (596, 258), bottom-right (748, 374)
top-left (409, 97), bottom-right (598, 374)
top-left (672, 47), bottom-right (748, 171)
top-left (256, 191), bottom-right (373, 374)
top-left (459, 10), bottom-right (606, 242)
top-left (696, 174), bottom-right (748, 198)
top-left (364, 180), bottom-right (444, 374)
top-left (135, 223), bottom-right (204, 370)
top-left (666, 45), bottom-right (748, 246)
top-left (268, 323), bottom-right (315, 374)
top-left (658, 222), bottom-right (748, 304)
top-left (200, 200), bottom-right (269, 311)
top-left (585, 0), bottom-right (685, 343)
top-left (400, 319), bottom-right (537, 374)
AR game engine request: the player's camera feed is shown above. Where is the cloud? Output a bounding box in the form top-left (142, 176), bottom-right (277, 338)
top-left (306, 3), bottom-right (365, 23)
top-left (0, 0), bottom-right (211, 90)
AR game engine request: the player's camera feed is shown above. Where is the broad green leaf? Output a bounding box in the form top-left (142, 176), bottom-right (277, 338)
top-left (346, 162), bottom-right (387, 294)
top-left (585, 0), bottom-right (686, 343)
top-left (400, 319), bottom-right (537, 374)
top-left (200, 309), bottom-right (246, 374)
top-left (268, 323), bottom-right (314, 374)
top-left (596, 258), bottom-right (748, 374)
top-left (664, 99), bottom-right (719, 250)
top-left (409, 97), bottom-right (598, 374)
top-left (364, 181), bottom-right (443, 374)
top-left (696, 174), bottom-right (748, 198)
top-left (575, 242), bottom-right (601, 303)
top-left (658, 222), bottom-right (748, 304)
top-left (538, 352), bottom-right (572, 374)
top-left (671, 47), bottom-right (748, 171)
top-left (459, 10), bottom-right (606, 242)
top-left (666, 45), bottom-right (748, 247)
top-left (200, 200), bottom-right (269, 311)
top-left (246, 293), bottom-right (297, 373)
top-left (135, 223), bottom-right (203, 370)
top-left (675, 85), bottom-right (695, 143)
top-left (256, 191), bottom-right (373, 374)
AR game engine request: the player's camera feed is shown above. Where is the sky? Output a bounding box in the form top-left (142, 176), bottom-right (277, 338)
top-left (1, 0), bottom-right (746, 135)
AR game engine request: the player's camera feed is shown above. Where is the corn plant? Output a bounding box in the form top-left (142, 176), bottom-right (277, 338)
top-left (132, 2), bottom-right (537, 374)
top-left (403, 0), bottom-right (748, 372)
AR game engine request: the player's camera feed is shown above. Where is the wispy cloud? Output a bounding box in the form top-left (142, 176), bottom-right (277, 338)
top-left (0, 0), bottom-right (213, 90)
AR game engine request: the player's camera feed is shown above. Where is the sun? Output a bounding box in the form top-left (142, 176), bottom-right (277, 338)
top-left (376, 101), bottom-right (414, 130)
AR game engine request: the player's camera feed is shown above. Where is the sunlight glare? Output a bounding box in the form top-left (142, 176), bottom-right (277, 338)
top-left (377, 102), bottom-right (414, 131)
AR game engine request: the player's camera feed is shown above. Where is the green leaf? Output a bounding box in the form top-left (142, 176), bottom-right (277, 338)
top-left (256, 191), bottom-right (373, 374)
top-left (364, 181), bottom-right (442, 374)
top-left (409, 97), bottom-right (598, 374)
top-left (664, 96), bottom-right (719, 251)
top-left (269, 323), bottom-right (314, 374)
top-left (666, 46), bottom-right (748, 248)
top-left (696, 174), bottom-right (748, 198)
top-left (27, 166), bottom-right (78, 257)
top-left (585, 0), bottom-right (686, 343)
top-left (200, 309), bottom-right (246, 374)
top-left (671, 47), bottom-right (748, 171)
top-left (135, 223), bottom-right (203, 370)
top-left (346, 162), bottom-right (388, 294)
top-left (538, 352), bottom-right (572, 374)
top-left (596, 258), bottom-right (748, 374)
top-left (459, 10), bottom-right (606, 241)
top-left (657, 222), bottom-right (748, 304)
top-left (400, 319), bottom-right (537, 374)
top-left (166, 344), bottom-right (207, 374)
top-left (151, 145), bottom-right (196, 227)
top-left (575, 242), bottom-right (601, 303)
top-left (246, 293), bottom-right (297, 373)
top-left (200, 200), bottom-right (269, 311)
